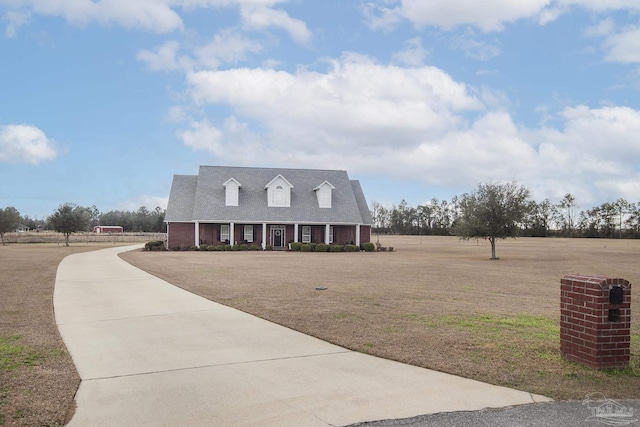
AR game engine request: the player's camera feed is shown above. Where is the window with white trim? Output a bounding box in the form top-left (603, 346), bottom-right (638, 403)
top-left (302, 226), bottom-right (311, 243)
top-left (244, 225), bottom-right (253, 242)
top-left (274, 185), bottom-right (285, 205)
top-left (329, 226), bottom-right (334, 244)
top-left (220, 224), bottom-right (230, 242)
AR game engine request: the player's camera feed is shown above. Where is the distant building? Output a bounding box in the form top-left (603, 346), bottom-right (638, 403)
top-left (94, 226), bottom-right (123, 233)
top-left (165, 165), bottom-right (373, 250)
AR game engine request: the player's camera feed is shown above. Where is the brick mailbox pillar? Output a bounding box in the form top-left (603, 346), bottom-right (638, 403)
top-left (560, 275), bottom-right (631, 369)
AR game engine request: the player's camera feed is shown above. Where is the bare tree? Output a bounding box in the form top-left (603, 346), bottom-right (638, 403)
top-left (615, 198), bottom-right (631, 238)
top-left (559, 193), bottom-right (576, 237)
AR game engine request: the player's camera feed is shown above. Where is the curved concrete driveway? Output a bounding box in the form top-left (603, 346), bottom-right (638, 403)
top-left (54, 245), bottom-right (550, 426)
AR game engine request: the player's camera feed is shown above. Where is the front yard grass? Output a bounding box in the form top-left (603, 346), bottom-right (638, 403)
top-left (0, 243), bottom-right (127, 427)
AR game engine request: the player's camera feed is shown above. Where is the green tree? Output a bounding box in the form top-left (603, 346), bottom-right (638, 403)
top-left (48, 203), bottom-right (91, 246)
top-left (88, 205), bottom-right (101, 229)
top-left (525, 198), bottom-right (555, 237)
top-left (0, 206), bottom-right (21, 245)
top-left (626, 202), bottom-right (640, 237)
top-left (150, 206), bottom-right (166, 232)
top-left (454, 181), bottom-right (532, 259)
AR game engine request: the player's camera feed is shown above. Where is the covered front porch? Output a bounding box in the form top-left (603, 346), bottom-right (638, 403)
top-left (194, 222), bottom-right (366, 250)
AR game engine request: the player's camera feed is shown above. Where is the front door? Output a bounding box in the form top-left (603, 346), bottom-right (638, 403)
top-left (270, 225), bottom-right (286, 249)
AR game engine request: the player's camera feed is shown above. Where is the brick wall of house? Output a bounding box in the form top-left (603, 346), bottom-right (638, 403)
top-left (560, 275), bottom-right (631, 369)
top-left (167, 223), bottom-right (195, 249)
top-left (360, 225), bottom-right (371, 244)
top-left (199, 223), bottom-right (216, 245)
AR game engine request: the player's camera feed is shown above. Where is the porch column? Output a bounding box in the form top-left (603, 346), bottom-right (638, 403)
top-left (325, 224), bottom-right (331, 245)
top-left (195, 221), bottom-right (200, 247)
top-left (230, 222), bottom-right (235, 247)
top-left (294, 224), bottom-right (299, 242)
top-left (262, 223), bottom-right (267, 250)
top-left (355, 224), bottom-right (361, 247)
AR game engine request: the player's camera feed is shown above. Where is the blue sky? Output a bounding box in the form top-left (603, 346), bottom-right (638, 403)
top-left (1, 1), bottom-right (640, 219)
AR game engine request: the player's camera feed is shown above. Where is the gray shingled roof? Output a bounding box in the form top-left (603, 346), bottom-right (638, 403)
top-left (165, 166), bottom-right (372, 225)
top-left (165, 175), bottom-right (197, 222)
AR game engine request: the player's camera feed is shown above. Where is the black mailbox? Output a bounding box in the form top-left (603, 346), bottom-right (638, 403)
top-left (610, 286), bottom-right (624, 305)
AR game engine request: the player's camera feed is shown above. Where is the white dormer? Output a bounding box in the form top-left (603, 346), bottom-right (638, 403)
top-left (223, 178), bottom-right (241, 206)
top-left (314, 181), bottom-right (335, 208)
top-left (265, 174), bottom-right (293, 207)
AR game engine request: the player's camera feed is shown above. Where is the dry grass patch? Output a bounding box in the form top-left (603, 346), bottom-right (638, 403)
top-left (122, 236), bottom-right (640, 400)
top-left (0, 243), bottom-right (132, 427)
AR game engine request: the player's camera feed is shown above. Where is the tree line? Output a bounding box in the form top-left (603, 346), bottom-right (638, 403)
top-left (0, 204), bottom-right (166, 246)
top-left (371, 191), bottom-right (640, 240)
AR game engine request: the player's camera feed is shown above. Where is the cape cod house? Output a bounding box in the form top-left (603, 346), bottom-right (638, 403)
top-left (165, 166), bottom-right (373, 250)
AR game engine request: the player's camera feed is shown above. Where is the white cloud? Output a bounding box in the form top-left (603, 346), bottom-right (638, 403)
top-left (186, 53), bottom-right (483, 153)
top-left (0, 124), bottom-right (60, 164)
top-left (176, 119), bottom-right (225, 154)
top-left (556, 0), bottom-right (640, 12)
top-left (137, 41), bottom-right (193, 71)
top-left (178, 52), bottom-right (640, 206)
top-left (182, 54), bottom-right (505, 174)
top-left (402, 111), bottom-right (537, 186)
top-left (528, 105), bottom-right (640, 204)
top-left (195, 29), bottom-right (264, 69)
top-left (166, 105), bottom-right (192, 123)
top-left (557, 105), bottom-right (640, 162)
top-left (583, 18), bottom-right (640, 64)
top-left (364, 0), bottom-right (640, 33)
top-left (6, 0), bottom-right (184, 33)
top-left (449, 31), bottom-right (501, 60)
top-left (602, 25), bottom-right (640, 64)
top-left (138, 30), bottom-right (263, 72)
top-left (365, 0), bottom-right (551, 32)
top-left (3, 9), bottom-right (31, 37)
top-left (583, 18), bottom-right (616, 38)
top-left (3, 0), bottom-right (309, 42)
top-left (362, 2), bottom-right (403, 32)
top-left (391, 37), bottom-right (428, 66)
top-left (239, 4), bottom-right (311, 44)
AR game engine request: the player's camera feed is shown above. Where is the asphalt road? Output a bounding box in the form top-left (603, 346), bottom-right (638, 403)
top-left (348, 400), bottom-right (640, 427)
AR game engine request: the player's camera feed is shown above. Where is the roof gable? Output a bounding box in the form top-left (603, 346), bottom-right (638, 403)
top-left (264, 174), bottom-right (293, 189)
top-left (223, 178), bottom-right (241, 187)
top-left (313, 181), bottom-right (335, 191)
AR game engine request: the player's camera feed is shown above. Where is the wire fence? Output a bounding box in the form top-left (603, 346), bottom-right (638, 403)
top-left (3, 231), bottom-right (166, 245)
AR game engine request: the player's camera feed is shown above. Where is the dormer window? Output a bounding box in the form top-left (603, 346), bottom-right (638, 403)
top-left (314, 181), bottom-right (335, 208)
top-left (265, 174), bottom-right (293, 207)
top-left (275, 186), bottom-right (285, 205)
top-left (223, 178), bottom-right (241, 206)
